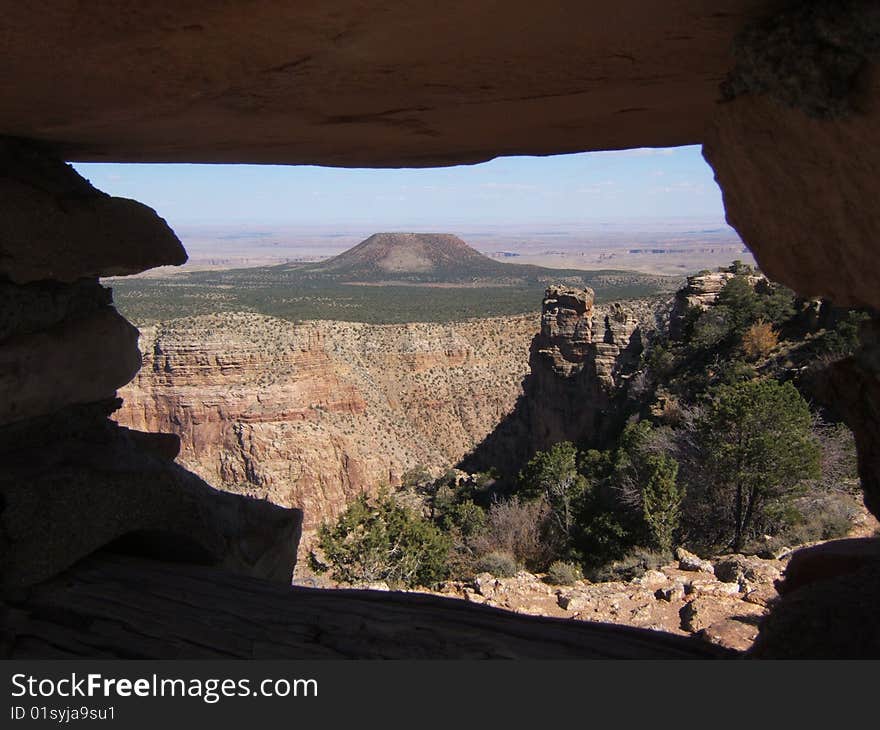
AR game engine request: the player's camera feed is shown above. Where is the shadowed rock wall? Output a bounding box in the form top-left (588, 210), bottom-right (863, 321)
top-left (0, 140), bottom-right (302, 591)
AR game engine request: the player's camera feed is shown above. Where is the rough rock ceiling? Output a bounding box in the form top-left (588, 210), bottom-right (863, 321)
top-left (1, 0), bottom-right (782, 167)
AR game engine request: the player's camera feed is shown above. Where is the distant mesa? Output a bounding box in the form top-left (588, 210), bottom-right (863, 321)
top-left (302, 232), bottom-right (499, 281)
top-left (111, 230), bottom-right (681, 325)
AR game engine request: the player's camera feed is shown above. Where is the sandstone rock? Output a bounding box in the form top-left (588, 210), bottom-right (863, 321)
top-left (0, 403), bottom-right (302, 589)
top-left (537, 286), bottom-right (596, 377)
top-left (685, 578), bottom-right (742, 598)
top-left (0, 139), bottom-right (186, 284)
top-left (655, 584), bottom-right (685, 603)
top-left (473, 573), bottom-right (499, 598)
top-left (557, 591), bottom-right (592, 612)
top-left (820, 324), bottom-right (880, 520)
top-left (0, 307), bottom-right (141, 425)
top-left (703, 63), bottom-right (880, 310)
top-left (742, 584), bottom-right (778, 607)
top-left (354, 581), bottom-right (391, 592)
top-left (668, 270), bottom-right (765, 338)
top-left (752, 562), bottom-right (880, 658)
top-left (680, 596), bottom-right (764, 635)
top-left (508, 291), bottom-right (660, 460)
top-left (462, 589), bottom-right (485, 604)
top-left (714, 554), bottom-right (782, 587)
top-left (0, 5), bottom-right (775, 167)
top-left (2, 552), bottom-right (732, 659)
top-left (0, 279), bottom-right (111, 342)
top-left (777, 538), bottom-right (880, 596)
top-left (676, 547), bottom-right (715, 574)
top-left (697, 617), bottom-right (762, 652)
top-left (592, 302), bottom-right (644, 390)
top-left (115, 312), bottom-right (538, 553)
top-left (636, 569), bottom-right (669, 590)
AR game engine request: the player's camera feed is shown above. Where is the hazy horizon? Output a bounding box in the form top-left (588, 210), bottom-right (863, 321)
top-left (74, 145), bottom-right (729, 229)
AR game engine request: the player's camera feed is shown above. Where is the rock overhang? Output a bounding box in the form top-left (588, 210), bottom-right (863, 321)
top-left (0, 1), bottom-right (783, 167)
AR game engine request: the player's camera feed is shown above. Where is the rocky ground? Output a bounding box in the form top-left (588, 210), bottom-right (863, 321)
top-left (346, 511), bottom-right (879, 653)
top-left (431, 550), bottom-right (777, 652)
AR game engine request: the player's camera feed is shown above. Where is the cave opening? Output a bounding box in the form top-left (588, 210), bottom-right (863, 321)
top-left (4, 0), bottom-right (880, 660)
top-left (26, 145), bottom-right (862, 656)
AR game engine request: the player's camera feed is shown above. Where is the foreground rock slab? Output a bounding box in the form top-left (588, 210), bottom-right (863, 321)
top-left (1, 552), bottom-right (732, 659)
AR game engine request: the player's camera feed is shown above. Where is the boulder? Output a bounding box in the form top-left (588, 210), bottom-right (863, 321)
top-left (473, 573), bottom-right (499, 598)
top-left (654, 584), bottom-right (685, 603)
top-left (742, 584), bottom-right (778, 608)
top-left (714, 553), bottom-right (782, 587)
top-left (0, 138), bottom-right (186, 284)
top-left (557, 591), bottom-right (592, 613)
top-left (697, 617), bottom-right (762, 652)
top-left (676, 547), bottom-right (715, 574)
top-left (684, 577), bottom-right (741, 598)
top-left (680, 596), bottom-right (764, 635)
top-left (752, 562), bottom-right (880, 658)
top-left (776, 538), bottom-right (880, 596)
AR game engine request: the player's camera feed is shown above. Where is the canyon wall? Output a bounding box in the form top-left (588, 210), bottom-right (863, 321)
top-left (116, 291), bottom-right (664, 555)
top-left (461, 289), bottom-right (663, 475)
top-left (115, 312), bottom-right (538, 542)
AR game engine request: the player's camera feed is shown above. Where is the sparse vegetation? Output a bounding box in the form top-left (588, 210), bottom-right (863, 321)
top-left (109, 249), bottom-right (678, 326)
top-left (741, 319), bottom-right (778, 360)
top-left (475, 551), bottom-right (519, 578)
top-left (544, 560), bottom-right (583, 585)
top-left (312, 491), bottom-right (450, 588)
top-left (300, 264), bottom-right (866, 585)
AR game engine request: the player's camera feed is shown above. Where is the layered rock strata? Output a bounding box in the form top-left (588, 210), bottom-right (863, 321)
top-left (525, 286), bottom-right (653, 453)
top-left (115, 312), bottom-right (538, 540)
top-left (459, 287), bottom-right (659, 477)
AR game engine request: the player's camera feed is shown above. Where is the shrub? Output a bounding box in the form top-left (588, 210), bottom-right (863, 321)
top-left (767, 492), bottom-right (860, 547)
top-left (818, 310), bottom-right (868, 357)
top-left (401, 464), bottom-right (433, 489)
top-left (475, 550), bottom-right (519, 578)
top-left (585, 548), bottom-right (671, 583)
top-left (470, 496), bottom-right (557, 571)
top-left (646, 343), bottom-right (676, 377)
top-left (315, 491), bottom-right (450, 588)
top-left (742, 320), bottom-right (778, 360)
top-left (440, 499), bottom-right (486, 537)
top-left (544, 560), bottom-right (583, 586)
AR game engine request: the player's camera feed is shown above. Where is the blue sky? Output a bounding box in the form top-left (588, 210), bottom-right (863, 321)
top-left (73, 145), bottom-right (724, 228)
